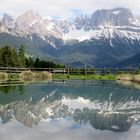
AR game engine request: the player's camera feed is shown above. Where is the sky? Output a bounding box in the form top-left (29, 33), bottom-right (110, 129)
top-left (0, 0), bottom-right (140, 19)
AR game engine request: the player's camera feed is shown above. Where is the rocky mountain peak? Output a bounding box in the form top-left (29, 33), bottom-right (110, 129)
top-left (74, 15), bottom-right (91, 31)
top-left (2, 13), bottom-right (13, 26)
top-left (21, 10), bottom-right (41, 19)
top-left (12, 10), bottom-right (42, 36)
top-left (91, 8), bottom-right (134, 27)
top-left (15, 10), bottom-right (42, 26)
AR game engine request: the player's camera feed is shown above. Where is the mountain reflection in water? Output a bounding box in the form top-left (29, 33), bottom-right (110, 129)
top-left (0, 80), bottom-right (140, 139)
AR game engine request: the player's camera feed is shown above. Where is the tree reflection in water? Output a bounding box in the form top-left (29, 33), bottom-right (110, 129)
top-left (0, 84), bottom-right (24, 95)
top-left (73, 108), bottom-right (132, 132)
top-left (0, 81), bottom-right (139, 132)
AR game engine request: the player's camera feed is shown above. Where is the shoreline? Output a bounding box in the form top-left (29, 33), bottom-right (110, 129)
top-left (1, 71), bottom-right (140, 83)
top-left (52, 74), bottom-right (116, 80)
top-left (117, 74), bottom-right (140, 83)
top-left (0, 71), bottom-right (52, 82)
top-left (0, 72), bottom-right (116, 81)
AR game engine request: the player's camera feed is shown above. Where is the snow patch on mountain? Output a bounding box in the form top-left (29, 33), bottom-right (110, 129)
top-left (63, 29), bottom-right (93, 41)
top-left (110, 40), bottom-right (114, 47)
top-left (63, 25), bottom-right (140, 42)
top-left (131, 19), bottom-right (140, 26)
top-left (0, 8), bottom-right (140, 48)
top-left (30, 20), bottom-right (38, 27)
top-left (47, 23), bottom-right (55, 31)
top-left (113, 11), bottom-right (120, 15)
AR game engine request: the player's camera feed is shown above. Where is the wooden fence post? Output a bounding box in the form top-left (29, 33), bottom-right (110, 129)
top-left (68, 68), bottom-right (70, 75)
top-left (84, 65), bottom-right (87, 75)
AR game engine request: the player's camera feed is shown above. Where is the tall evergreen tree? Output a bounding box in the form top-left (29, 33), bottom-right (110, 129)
top-left (0, 45), bottom-right (65, 68)
top-left (25, 57), bottom-right (34, 67)
top-left (18, 45), bottom-right (26, 67)
top-left (0, 45), bottom-right (17, 67)
top-left (28, 57), bottom-right (34, 67)
top-left (34, 58), bottom-right (41, 68)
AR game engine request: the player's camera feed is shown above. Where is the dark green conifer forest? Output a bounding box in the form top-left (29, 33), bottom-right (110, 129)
top-left (0, 45), bottom-right (65, 68)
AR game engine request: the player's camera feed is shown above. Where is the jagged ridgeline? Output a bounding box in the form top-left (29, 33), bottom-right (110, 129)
top-left (0, 8), bottom-right (140, 67)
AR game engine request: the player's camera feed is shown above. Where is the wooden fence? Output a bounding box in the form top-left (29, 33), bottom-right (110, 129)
top-left (0, 67), bottom-right (139, 75)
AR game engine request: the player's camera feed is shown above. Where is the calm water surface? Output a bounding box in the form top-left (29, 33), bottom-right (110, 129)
top-left (0, 80), bottom-right (140, 140)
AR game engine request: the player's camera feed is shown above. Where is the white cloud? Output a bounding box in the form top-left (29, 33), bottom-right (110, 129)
top-left (0, 0), bottom-right (140, 18)
top-left (0, 118), bottom-right (140, 140)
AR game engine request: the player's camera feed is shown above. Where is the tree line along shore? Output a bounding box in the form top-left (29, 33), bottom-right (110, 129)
top-left (0, 45), bottom-right (65, 68)
top-left (0, 45), bottom-right (140, 82)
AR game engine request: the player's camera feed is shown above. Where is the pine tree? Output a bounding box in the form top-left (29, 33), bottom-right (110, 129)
top-left (0, 45), bottom-right (18, 67)
top-left (28, 57), bottom-right (34, 67)
top-left (34, 58), bottom-right (41, 68)
top-left (18, 45), bottom-right (26, 67)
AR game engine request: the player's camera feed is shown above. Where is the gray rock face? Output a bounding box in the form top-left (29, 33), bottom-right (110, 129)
top-left (2, 13), bottom-right (13, 27)
top-left (12, 10), bottom-right (42, 36)
top-left (91, 8), bottom-right (134, 27)
top-left (74, 15), bottom-right (91, 31)
top-left (73, 8), bottom-right (135, 31)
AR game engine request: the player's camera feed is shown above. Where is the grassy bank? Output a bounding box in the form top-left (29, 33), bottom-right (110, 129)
top-left (0, 72), bottom-right (116, 81)
top-left (0, 71), bottom-right (52, 82)
top-left (19, 71), bottom-right (52, 81)
top-left (52, 74), bottom-right (116, 80)
top-left (0, 72), bottom-right (8, 81)
top-left (117, 73), bottom-right (140, 83)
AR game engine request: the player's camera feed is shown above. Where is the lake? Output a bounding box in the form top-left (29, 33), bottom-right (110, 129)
top-left (0, 80), bottom-right (140, 140)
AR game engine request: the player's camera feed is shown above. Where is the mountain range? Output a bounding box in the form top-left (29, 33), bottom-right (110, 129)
top-left (0, 8), bottom-right (140, 67)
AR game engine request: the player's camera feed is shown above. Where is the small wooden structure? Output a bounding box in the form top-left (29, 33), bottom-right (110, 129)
top-left (0, 67), bottom-right (138, 75)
